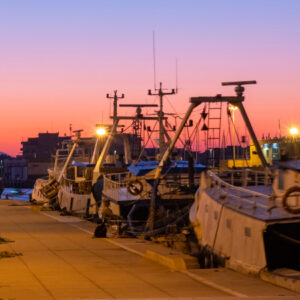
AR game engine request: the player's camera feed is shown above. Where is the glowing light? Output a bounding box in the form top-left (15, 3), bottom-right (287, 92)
top-left (289, 127), bottom-right (299, 136)
top-left (96, 127), bottom-right (107, 136)
top-left (228, 105), bottom-right (238, 111)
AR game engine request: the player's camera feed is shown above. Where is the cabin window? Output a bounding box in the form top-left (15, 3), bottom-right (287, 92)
top-left (226, 219), bottom-right (232, 229)
top-left (244, 227), bottom-right (251, 237)
top-left (214, 211), bottom-right (218, 220)
top-left (272, 147), bottom-right (279, 160)
top-left (278, 170), bottom-right (284, 190)
top-left (77, 166), bottom-right (84, 177)
top-left (66, 167), bottom-right (75, 180)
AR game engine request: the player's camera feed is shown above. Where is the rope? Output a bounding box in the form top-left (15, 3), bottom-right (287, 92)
top-left (270, 229), bottom-right (300, 245)
top-left (136, 121), bottom-right (158, 162)
top-left (126, 203), bottom-right (192, 236)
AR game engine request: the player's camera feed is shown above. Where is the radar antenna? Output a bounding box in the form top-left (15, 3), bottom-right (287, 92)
top-left (119, 104), bottom-right (158, 118)
top-left (222, 80), bottom-right (257, 97)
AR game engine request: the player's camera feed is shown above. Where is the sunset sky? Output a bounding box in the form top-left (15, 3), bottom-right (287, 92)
top-left (1, 0), bottom-right (300, 156)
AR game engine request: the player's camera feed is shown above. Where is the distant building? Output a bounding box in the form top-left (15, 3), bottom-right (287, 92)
top-left (225, 136), bottom-right (300, 168)
top-left (0, 152), bottom-right (11, 177)
top-left (21, 132), bottom-right (70, 161)
top-left (3, 132), bottom-right (71, 187)
top-left (3, 131), bottom-right (141, 187)
top-left (3, 158), bottom-right (27, 186)
top-left (260, 136), bottom-right (300, 164)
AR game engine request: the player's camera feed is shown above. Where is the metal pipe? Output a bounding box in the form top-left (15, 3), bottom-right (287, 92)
top-left (90, 138), bottom-right (101, 164)
top-left (57, 139), bottom-right (79, 183)
top-left (92, 119), bottom-right (120, 184)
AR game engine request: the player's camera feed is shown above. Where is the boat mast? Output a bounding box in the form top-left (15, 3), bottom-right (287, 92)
top-left (91, 91), bottom-right (124, 164)
top-left (148, 82), bottom-right (176, 156)
top-left (58, 129), bottom-right (82, 183)
top-left (107, 90), bottom-right (125, 120)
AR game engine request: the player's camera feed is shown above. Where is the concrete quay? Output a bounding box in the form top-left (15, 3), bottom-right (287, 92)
top-left (0, 199), bottom-right (299, 300)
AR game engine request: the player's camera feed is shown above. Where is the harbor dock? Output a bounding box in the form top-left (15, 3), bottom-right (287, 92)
top-left (0, 199), bottom-right (298, 300)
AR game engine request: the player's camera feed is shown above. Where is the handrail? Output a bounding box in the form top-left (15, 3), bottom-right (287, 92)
top-left (61, 174), bottom-right (92, 195)
top-left (62, 174), bottom-right (93, 184)
top-left (103, 172), bottom-right (139, 201)
top-left (206, 170), bottom-right (275, 211)
top-left (208, 170), bottom-right (270, 199)
top-left (219, 168), bottom-right (273, 186)
top-left (103, 172), bottom-right (131, 184)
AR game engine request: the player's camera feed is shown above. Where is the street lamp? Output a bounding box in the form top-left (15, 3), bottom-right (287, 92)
top-left (229, 105), bottom-right (238, 167)
top-left (96, 127), bottom-right (107, 137)
top-left (289, 127), bottom-right (299, 137)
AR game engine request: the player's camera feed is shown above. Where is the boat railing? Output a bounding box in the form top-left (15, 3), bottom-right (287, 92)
top-left (103, 172), bottom-right (139, 201)
top-left (61, 175), bottom-right (92, 195)
top-left (103, 171), bottom-right (202, 201)
top-left (219, 168), bottom-right (273, 186)
top-left (207, 170), bottom-right (275, 211)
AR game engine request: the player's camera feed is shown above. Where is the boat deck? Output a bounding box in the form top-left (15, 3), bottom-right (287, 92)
top-left (208, 185), bottom-right (300, 222)
top-left (244, 185), bottom-right (273, 195)
top-left (103, 186), bottom-right (195, 204)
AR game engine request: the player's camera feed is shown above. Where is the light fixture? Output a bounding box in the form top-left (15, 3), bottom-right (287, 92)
top-left (96, 127), bottom-right (107, 136)
top-left (228, 105), bottom-right (238, 111)
top-left (289, 127), bottom-right (299, 136)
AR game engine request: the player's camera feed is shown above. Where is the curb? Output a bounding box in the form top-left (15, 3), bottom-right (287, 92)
top-left (145, 249), bottom-right (187, 271)
top-left (260, 270), bottom-right (300, 293)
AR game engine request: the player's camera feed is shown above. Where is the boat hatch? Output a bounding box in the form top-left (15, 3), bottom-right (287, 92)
top-left (263, 222), bottom-right (300, 271)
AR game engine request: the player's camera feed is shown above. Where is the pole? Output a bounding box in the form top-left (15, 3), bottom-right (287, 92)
top-left (106, 90), bottom-right (124, 120)
top-left (148, 82), bottom-right (176, 157)
top-left (58, 132), bottom-right (81, 183)
top-left (92, 119), bottom-right (120, 184)
top-left (237, 102), bottom-right (268, 167)
top-left (232, 110), bottom-right (236, 167)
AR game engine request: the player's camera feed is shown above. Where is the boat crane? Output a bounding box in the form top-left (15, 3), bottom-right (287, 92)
top-left (146, 80), bottom-right (269, 230)
top-left (221, 80), bottom-right (268, 168)
top-left (91, 84), bottom-right (176, 190)
top-left (40, 129), bottom-right (83, 201)
top-left (90, 93), bottom-right (172, 215)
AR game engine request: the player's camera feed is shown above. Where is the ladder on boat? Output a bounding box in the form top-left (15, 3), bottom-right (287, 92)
top-left (206, 102), bottom-right (222, 167)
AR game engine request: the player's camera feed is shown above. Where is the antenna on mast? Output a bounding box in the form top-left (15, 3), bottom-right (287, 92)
top-left (148, 82), bottom-right (176, 156)
top-left (278, 119), bottom-right (281, 138)
top-left (69, 123), bottom-right (72, 137)
top-left (175, 58), bottom-right (178, 93)
top-left (106, 90), bottom-right (125, 120)
top-left (152, 31), bottom-right (157, 90)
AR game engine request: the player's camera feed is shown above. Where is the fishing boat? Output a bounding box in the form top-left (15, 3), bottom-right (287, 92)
top-left (31, 132), bottom-right (95, 204)
top-left (188, 81), bottom-right (300, 292)
top-left (56, 84), bottom-right (186, 218)
top-left (56, 89), bottom-right (157, 217)
top-left (98, 84), bottom-right (220, 236)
